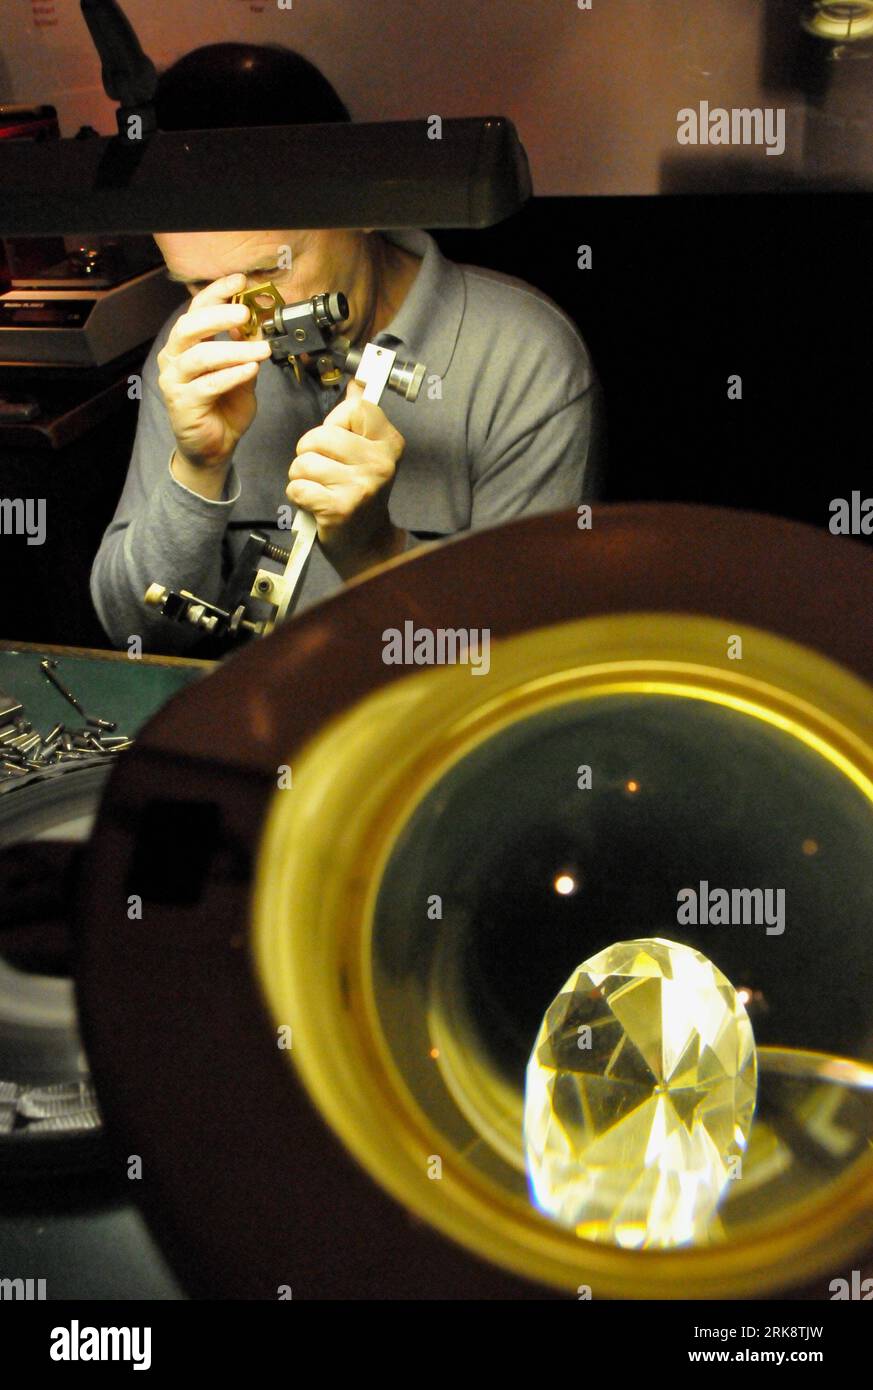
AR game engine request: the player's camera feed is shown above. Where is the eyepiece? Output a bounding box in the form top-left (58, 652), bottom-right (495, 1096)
top-left (329, 338), bottom-right (426, 401)
top-left (391, 358), bottom-right (426, 402)
top-left (313, 292), bottom-right (349, 330)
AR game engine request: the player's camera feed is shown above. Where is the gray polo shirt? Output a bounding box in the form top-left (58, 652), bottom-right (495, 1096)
top-left (90, 228), bottom-right (605, 653)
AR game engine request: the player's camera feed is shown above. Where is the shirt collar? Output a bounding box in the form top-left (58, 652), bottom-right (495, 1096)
top-left (374, 228), bottom-right (465, 380)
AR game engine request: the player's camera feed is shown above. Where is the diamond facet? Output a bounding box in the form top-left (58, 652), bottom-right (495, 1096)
top-left (523, 938), bottom-right (757, 1249)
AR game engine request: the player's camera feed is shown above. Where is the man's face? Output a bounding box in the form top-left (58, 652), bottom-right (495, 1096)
top-left (154, 228), bottom-right (372, 337)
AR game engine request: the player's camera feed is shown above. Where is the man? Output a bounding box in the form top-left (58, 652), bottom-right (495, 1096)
top-left (90, 45), bottom-right (605, 653)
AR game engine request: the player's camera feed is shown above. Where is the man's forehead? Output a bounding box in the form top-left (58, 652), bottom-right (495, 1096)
top-left (156, 231), bottom-right (300, 282)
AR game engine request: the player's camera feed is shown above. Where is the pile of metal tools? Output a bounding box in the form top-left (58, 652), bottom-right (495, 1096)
top-left (0, 659), bottom-right (133, 792)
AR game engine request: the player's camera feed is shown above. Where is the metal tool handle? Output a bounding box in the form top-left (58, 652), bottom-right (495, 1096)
top-left (272, 339), bottom-right (424, 620)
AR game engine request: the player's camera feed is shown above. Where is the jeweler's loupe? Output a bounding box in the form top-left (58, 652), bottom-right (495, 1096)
top-left (77, 505), bottom-right (873, 1299)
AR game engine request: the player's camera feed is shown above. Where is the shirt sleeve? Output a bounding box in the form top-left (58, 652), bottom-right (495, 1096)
top-left (90, 338), bottom-right (241, 654)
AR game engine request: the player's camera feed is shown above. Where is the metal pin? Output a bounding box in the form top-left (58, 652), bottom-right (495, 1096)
top-left (18, 1081), bottom-right (98, 1118)
top-left (0, 695), bottom-right (23, 723)
top-left (22, 1080), bottom-right (97, 1103)
top-left (25, 1110), bottom-right (102, 1134)
top-left (40, 660), bottom-right (87, 717)
top-left (86, 716), bottom-right (117, 733)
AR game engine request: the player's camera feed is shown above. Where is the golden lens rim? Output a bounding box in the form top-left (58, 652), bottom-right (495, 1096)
top-left (251, 612), bottom-right (873, 1298)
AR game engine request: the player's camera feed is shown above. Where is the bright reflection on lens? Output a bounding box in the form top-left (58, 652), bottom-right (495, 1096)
top-left (553, 873), bottom-right (577, 896)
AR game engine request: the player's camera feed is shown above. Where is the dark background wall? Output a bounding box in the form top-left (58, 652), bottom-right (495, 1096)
top-left (437, 191), bottom-right (871, 527)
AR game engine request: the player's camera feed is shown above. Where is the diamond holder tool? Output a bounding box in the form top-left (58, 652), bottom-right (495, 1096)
top-left (254, 341), bottom-right (425, 630)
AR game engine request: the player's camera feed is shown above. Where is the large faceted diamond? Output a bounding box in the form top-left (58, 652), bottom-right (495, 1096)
top-left (523, 938), bottom-right (757, 1249)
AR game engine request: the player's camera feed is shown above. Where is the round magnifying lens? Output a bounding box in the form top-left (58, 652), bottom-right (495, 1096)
top-left (253, 613), bottom-right (873, 1297)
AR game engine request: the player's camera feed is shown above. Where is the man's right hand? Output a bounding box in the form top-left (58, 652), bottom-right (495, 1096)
top-left (156, 272), bottom-right (272, 480)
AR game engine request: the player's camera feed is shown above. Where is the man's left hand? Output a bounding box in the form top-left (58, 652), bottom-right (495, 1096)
top-left (287, 379), bottom-right (407, 576)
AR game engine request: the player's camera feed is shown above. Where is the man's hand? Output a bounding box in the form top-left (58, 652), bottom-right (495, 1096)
top-left (157, 273), bottom-right (272, 491)
top-left (287, 380), bottom-right (407, 575)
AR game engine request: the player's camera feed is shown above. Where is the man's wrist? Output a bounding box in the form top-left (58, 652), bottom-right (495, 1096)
top-left (327, 521), bottom-right (408, 580)
top-left (171, 448), bottom-right (232, 501)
